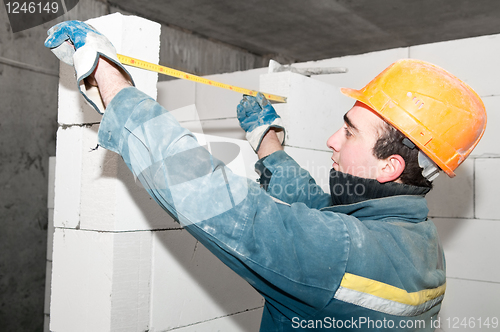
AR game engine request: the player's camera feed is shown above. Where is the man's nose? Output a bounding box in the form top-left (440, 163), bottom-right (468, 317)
top-left (326, 129), bottom-right (343, 152)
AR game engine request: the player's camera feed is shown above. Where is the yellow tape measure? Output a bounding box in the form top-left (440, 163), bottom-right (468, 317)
top-left (117, 54), bottom-right (287, 103)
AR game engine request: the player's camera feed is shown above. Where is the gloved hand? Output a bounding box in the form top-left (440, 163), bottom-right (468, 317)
top-left (44, 20), bottom-right (134, 114)
top-left (237, 92), bottom-right (285, 152)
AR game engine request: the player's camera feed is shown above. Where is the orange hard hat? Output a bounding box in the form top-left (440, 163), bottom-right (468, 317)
top-left (341, 59), bottom-right (487, 177)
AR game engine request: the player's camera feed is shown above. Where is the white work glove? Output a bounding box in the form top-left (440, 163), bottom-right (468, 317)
top-left (237, 93), bottom-right (285, 152)
top-left (44, 20), bottom-right (134, 114)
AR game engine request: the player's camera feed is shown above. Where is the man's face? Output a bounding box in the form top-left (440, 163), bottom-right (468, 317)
top-left (326, 101), bottom-right (386, 180)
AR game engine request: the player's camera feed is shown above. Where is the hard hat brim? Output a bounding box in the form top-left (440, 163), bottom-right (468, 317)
top-left (340, 87), bottom-right (371, 107)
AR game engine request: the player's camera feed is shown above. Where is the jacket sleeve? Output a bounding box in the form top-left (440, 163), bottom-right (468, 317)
top-left (97, 87), bottom-right (349, 315)
top-left (255, 150), bottom-right (332, 209)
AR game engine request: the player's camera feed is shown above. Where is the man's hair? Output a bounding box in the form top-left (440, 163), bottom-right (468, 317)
top-left (373, 122), bottom-right (433, 189)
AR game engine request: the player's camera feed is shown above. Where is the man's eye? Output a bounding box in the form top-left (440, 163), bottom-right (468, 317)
top-left (344, 127), bottom-right (352, 137)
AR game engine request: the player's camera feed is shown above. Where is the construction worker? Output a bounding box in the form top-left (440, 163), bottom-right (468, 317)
top-left (45, 21), bottom-right (486, 331)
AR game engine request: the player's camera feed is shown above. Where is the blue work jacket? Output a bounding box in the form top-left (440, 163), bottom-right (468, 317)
top-left (97, 87), bottom-right (446, 331)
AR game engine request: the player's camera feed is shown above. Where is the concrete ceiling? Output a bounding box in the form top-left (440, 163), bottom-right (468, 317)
top-left (110, 0), bottom-right (500, 63)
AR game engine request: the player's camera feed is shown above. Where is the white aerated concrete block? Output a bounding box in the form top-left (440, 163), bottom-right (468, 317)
top-left (409, 34), bottom-right (500, 97)
top-left (150, 229), bottom-right (264, 331)
top-left (195, 68), bottom-right (267, 121)
top-left (294, 47), bottom-right (408, 91)
top-left (79, 124), bottom-right (175, 231)
top-left (167, 104), bottom-right (246, 141)
top-left (54, 13), bottom-right (165, 232)
top-left (472, 95), bottom-right (500, 158)
top-left (54, 124), bottom-right (178, 231)
top-left (260, 71), bottom-right (293, 97)
top-left (157, 67), bottom-right (266, 122)
top-left (475, 158), bottom-right (500, 220)
top-left (438, 278), bottom-right (500, 331)
top-left (157, 79), bottom-right (196, 119)
top-left (434, 218), bottom-right (500, 283)
top-left (156, 68), bottom-right (266, 139)
top-left (53, 126), bottom-right (83, 227)
top-left (50, 228), bottom-right (152, 332)
top-left (110, 232), bottom-right (152, 331)
top-left (58, 13), bottom-right (161, 125)
top-left (260, 72), bottom-right (344, 152)
top-left (427, 160), bottom-right (474, 219)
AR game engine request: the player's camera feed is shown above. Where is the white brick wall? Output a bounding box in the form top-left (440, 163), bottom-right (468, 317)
top-left (409, 35), bottom-right (500, 331)
top-left (50, 14), bottom-right (500, 331)
top-left (438, 278), bottom-right (500, 330)
top-left (51, 229), bottom-right (152, 332)
top-left (475, 158), bottom-right (500, 220)
top-left (426, 159), bottom-right (475, 219)
top-left (50, 13), bottom-right (164, 332)
top-left (260, 71), bottom-right (343, 152)
top-left (149, 230), bottom-right (263, 331)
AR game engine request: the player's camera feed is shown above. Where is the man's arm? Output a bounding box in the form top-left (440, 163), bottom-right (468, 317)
top-left (97, 87), bottom-right (346, 312)
top-left (240, 97), bottom-right (331, 207)
top-left (257, 128), bottom-right (284, 159)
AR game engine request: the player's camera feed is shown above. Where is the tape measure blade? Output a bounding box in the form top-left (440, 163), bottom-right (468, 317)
top-left (117, 54), bottom-right (287, 103)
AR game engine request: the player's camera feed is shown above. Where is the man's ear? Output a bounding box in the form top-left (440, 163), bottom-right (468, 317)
top-left (377, 154), bottom-right (405, 183)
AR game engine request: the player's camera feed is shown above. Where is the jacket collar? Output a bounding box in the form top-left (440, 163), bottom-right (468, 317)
top-left (329, 169), bottom-right (430, 205)
top-left (325, 170), bottom-right (430, 223)
top-left (322, 195), bottom-right (429, 223)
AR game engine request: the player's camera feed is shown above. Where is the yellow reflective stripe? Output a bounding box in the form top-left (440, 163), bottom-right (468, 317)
top-left (334, 287), bottom-right (444, 316)
top-left (340, 273), bottom-right (446, 306)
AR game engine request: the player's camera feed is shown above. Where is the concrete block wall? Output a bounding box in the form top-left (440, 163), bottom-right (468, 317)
top-left (50, 13), bottom-right (163, 332)
top-left (156, 33), bottom-right (500, 331)
top-left (409, 35), bottom-right (500, 329)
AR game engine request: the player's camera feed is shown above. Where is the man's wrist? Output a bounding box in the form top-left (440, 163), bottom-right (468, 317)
top-left (257, 128), bottom-right (284, 159)
top-left (93, 57), bottom-right (133, 108)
